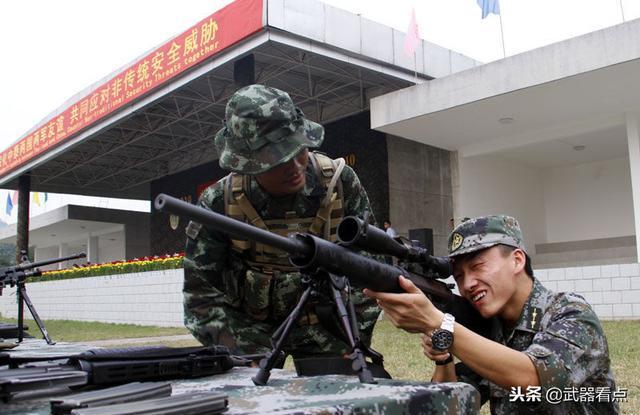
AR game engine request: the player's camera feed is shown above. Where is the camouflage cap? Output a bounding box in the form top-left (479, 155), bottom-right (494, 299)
top-left (214, 84), bottom-right (324, 174)
top-left (448, 215), bottom-right (526, 257)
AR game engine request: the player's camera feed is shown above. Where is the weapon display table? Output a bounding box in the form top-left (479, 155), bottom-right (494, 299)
top-left (3, 341), bottom-right (480, 414)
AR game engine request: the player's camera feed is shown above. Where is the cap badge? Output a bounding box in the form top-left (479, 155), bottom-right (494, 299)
top-left (451, 232), bottom-right (463, 252)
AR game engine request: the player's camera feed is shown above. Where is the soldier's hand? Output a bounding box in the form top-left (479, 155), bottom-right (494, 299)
top-left (364, 276), bottom-right (444, 333)
top-left (421, 333), bottom-right (451, 363)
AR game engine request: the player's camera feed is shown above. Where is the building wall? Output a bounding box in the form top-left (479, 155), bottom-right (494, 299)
top-left (98, 231), bottom-right (127, 263)
top-left (150, 160), bottom-right (227, 256)
top-left (1, 265), bottom-right (637, 326)
top-left (456, 154), bottom-right (635, 267)
top-left (0, 270), bottom-right (184, 327)
top-left (321, 111), bottom-right (390, 225)
top-left (536, 264), bottom-right (640, 319)
top-left (542, 157), bottom-right (634, 242)
top-left (456, 154), bottom-right (547, 256)
top-left (387, 136), bottom-right (453, 256)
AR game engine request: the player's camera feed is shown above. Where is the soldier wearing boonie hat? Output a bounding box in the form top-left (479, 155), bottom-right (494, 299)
top-left (214, 84), bottom-right (325, 175)
top-left (365, 213), bottom-right (617, 414)
top-left (183, 84), bottom-right (381, 363)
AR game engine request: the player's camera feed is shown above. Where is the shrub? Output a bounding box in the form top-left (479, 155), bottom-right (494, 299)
top-left (32, 253), bottom-right (184, 282)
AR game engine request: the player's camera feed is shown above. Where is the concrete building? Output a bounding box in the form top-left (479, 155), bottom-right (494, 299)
top-left (0, 205), bottom-right (149, 269)
top-left (372, 18), bottom-right (640, 269)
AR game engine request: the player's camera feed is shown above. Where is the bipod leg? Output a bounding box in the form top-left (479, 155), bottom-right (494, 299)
top-left (252, 285), bottom-right (313, 386)
top-left (17, 283), bottom-right (24, 343)
top-left (346, 289), bottom-right (385, 368)
top-left (329, 274), bottom-right (375, 384)
top-left (18, 283), bottom-right (55, 345)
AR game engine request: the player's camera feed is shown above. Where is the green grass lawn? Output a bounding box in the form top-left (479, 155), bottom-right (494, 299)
top-left (0, 317), bottom-right (189, 341)
top-left (2, 317), bottom-right (638, 413)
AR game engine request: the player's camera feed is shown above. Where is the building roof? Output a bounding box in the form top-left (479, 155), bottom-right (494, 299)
top-left (0, 205), bottom-right (149, 247)
top-left (371, 18), bottom-right (640, 168)
top-left (0, 0), bottom-right (478, 198)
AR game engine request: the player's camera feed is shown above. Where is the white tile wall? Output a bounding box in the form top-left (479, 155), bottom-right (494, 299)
top-left (539, 263), bottom-right (640, 320)
top-left (2, 262), bottom-right (639, 326)
top-left (0, 269), bottom-right (185, 327)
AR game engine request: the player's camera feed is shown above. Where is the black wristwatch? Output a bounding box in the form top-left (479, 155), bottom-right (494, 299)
top-left (431, 313), bottom-right (455, 351)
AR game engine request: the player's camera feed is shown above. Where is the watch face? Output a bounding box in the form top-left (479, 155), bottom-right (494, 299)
top-left (432, 329), bottom-right (454, 351)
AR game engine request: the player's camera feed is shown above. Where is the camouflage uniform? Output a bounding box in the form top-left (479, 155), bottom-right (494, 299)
top-left (448, 215), bottom-right (618, 414)
top-left (184, 85), bottom-right (380, 359)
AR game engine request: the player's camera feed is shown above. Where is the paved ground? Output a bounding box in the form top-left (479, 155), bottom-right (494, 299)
top-left (81, 334), bottom-right (196, 346)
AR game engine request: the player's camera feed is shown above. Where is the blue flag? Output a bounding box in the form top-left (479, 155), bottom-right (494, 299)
top-left (5, 194), bottom-right (13, 216)
top-left (476, 0), bottom-right (500, 19)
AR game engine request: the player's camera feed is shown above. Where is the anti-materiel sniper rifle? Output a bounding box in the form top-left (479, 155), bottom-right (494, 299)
top-left (154, 194), bottom-right (491, 385)
top-left (0, 252), bottom-right (86, 345)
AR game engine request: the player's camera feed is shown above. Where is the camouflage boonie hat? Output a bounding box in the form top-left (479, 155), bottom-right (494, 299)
top-left (448, 215), bottom-right (526, 257)
top-left (214, 84), bottom-right (324, 174)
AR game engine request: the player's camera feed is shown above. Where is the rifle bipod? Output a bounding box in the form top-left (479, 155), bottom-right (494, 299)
top-left (1, 251), bottom-right (86, 345)
top-left (251, 271), bottom-right (377, 386)
top-left (17, 280), bottom-right (54, 345)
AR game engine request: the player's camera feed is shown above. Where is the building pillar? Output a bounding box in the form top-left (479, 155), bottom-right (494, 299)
top-left (626, 112), bottom-right (640, 261)
top-left (87, 235), bottom-right (99, 264)
top-left (450, 151), bottom-right (462, 227)
top-left (16, 175), bottom-right (30, 263)
top-left (58, 243), bottom-right (69, 269)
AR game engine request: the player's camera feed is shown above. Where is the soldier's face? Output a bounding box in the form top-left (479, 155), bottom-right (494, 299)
top-left (255, 148), bottom-right (309, 196)
top-left (452, 246), bottom-right (522, 320)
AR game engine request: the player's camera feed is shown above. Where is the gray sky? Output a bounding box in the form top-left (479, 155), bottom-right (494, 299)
top-left (0, 0), bottom-right (638, 220)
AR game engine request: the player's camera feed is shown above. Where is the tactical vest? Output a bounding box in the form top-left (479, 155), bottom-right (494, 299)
top-left (224, 152), bottom-right (346, 273)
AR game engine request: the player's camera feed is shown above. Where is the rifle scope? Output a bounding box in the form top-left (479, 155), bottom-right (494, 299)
top-left (337, 216), bottom-right (452, 278)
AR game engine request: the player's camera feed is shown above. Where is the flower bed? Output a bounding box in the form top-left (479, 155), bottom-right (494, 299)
top-left (31, 253), bottom-right (184, 282)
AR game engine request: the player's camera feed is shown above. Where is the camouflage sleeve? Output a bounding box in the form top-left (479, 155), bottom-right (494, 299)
top-left (183, 180), bottom-right (244, 348)
top-left (338, 164), bottom-right (381, 343)
top-left (340, 164), bottom-right (377, 224)
top-left (524, 294), bottom-right (611, 389)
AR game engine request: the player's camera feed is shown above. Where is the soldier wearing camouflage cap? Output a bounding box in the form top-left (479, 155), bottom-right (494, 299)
top-left (365, 214), bottom-right (618, 414)
top-left (183, 84), bottom-right (380, 362)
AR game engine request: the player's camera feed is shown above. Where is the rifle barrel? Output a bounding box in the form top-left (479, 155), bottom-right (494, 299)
top-left (154, 194), bottom-right (453, 300)
top-left (16, 252), bottom-right (86, 271)
top-left (154, 194), bottom-right (312, 257)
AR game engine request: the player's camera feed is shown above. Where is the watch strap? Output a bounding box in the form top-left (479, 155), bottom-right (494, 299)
top-left (441, 313), bottom-right (455, 333)
top-left (435, 354), bottom-right (453, 366)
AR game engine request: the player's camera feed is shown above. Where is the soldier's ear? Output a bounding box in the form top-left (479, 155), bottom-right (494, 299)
top-left (513, 249), bottom-right (526, 274)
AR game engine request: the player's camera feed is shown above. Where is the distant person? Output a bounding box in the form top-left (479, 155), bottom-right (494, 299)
top-left (365, 215), bottom-right (618, 414)
top-left (383, 220), bottom-right (397, 238)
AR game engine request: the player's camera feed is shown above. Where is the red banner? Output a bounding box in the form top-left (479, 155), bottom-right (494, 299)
top-left (0, 0), bottom-right (264, 178)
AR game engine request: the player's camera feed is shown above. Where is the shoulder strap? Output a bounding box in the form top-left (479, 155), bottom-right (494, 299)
top-left (224, 173), bottom-right (269, 252)
top-left (308, 152), bottom-right (346, 238)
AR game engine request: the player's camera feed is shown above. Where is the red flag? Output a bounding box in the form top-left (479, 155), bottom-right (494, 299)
top-left (403, 8), bottom-right (420, 56)
top-left (11, 191), bottom-right (17, 205)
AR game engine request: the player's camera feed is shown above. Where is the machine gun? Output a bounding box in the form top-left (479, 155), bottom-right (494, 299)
top-left (0, 252), bottom-right (86, 345)
top-left (154, 194), bottom-right (489, 386)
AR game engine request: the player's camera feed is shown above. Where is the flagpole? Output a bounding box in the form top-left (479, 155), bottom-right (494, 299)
top-left (498, 13), bottom-right (506, 58)
top-left (619, 0), bottom-right (626, 22)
